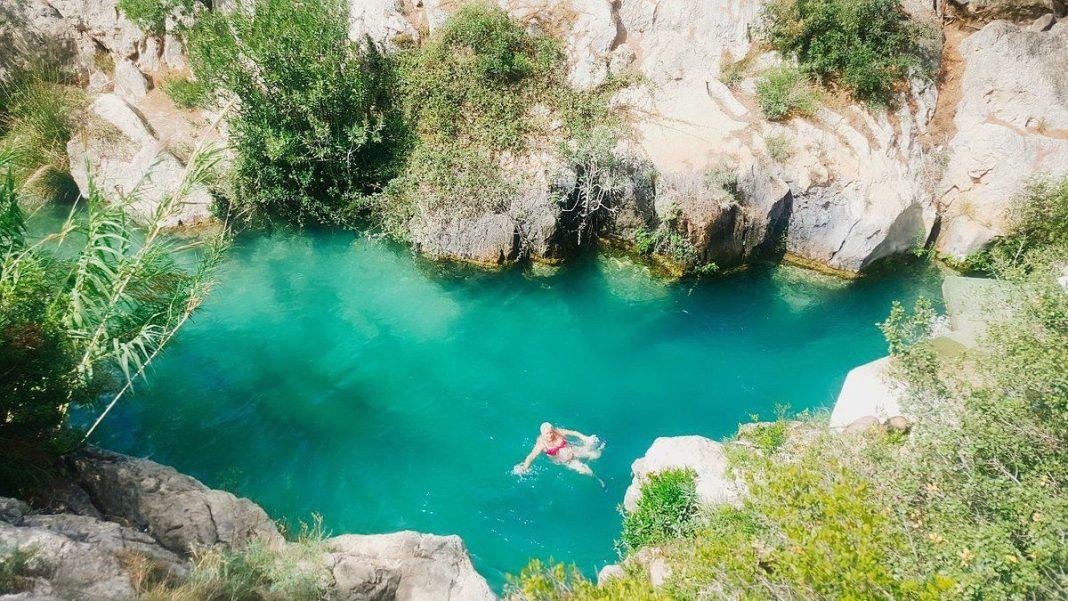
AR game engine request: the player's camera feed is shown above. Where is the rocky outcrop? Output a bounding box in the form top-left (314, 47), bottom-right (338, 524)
top-left (623, 436), bottom-right (741, 512)
top-left (409, 154), bottom-right (579, 265)
top-left (0, 448), bottom-right (494, 601)
top-left (935, 19), bottom-right (1068, 259)
top-left (324, 532), bottom-right (495, 601)
top-left (355, 0), bottom-right (944, 274)
top-left (64, 447), bottom-right (284, 555)
top-left (0, 496), bottom-right (185, 601)
top-left (67, 93), bottom-right (216, 228)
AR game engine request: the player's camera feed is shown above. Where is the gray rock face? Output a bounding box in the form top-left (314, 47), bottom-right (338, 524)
top-left (67, 93), bottom-right (216, 229)
top-left (4, 448), bottom-right (497, 601)
top-left (64, 447), bottom-right (284, 556)
top-left (324, 532), bottom-right (495, 601)
top-left (0, 495), bottom-right (186, 601)
top-left (936, 20), bottom-right (1068, 259)
top-left (409, 153), bottom-right (580, 265)
top-left (114, 58), bottom-right (150, 99)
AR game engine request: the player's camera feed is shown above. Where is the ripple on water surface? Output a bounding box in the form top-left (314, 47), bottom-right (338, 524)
top-left (91, 230), bottom-right (944, 589)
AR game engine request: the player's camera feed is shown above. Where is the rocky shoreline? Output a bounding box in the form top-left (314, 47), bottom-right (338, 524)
top-left (0, 448), bottom-right (494, 601)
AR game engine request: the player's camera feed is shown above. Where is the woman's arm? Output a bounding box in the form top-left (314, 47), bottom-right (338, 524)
top-left (556, 427), bottom-right (591, 441)
top-left (515, 442), bottom-right (542, 473)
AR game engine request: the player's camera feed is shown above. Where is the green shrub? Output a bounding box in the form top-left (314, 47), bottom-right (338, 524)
top-left (0, 63), bottom-right (83, 202)
top-left (188, 0), bottom-right (407, 225)
top-left (740, 420), bottom-right (788, 454)
top-left (162, 76), bottom-right (207, 110)
top-left (761, 0), bottom-right (933, 105)
top-left (380, 4), bottom-right (619, 240)
top-left (634, 227), bottom-right (699, 265)
top-left (508, 560), bottom-right (664, 601)
top-left (620, 468), bottom-right (700, 553)
top-left (117, 0), bottom-right (195, 34)
top-left (138, 523), bottom-right (326, 600)
top-left (765, 133), bottom-right (792, 162)
top-left (755, 67), bottom-right (820, 120)
top-left (0, 548), bottom-right (34, 594)
top-left (719, 51), bottom-right (758, 88)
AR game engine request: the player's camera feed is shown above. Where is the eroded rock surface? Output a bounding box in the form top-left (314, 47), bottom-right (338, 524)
top-left (324, 532), bottom-right (495, 601)
top-left (64, 447), bottom-right (284, 556)
top-left (936, 20), bottom-right (1068, 259)
top-left (352, 0), bottom-right (945, 273)
top-left (67, 93), bottom-right (216, 228)
top-left (1, 449), bottom-right (495, 601)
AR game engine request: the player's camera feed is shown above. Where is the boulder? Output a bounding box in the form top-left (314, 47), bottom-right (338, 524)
top-left (843, 415), bottom-right (885, 434)
top-left (348, 0), bottom-right (420, 47)
top-left (829, 357), bottom-right (903, 428)
top-left (67, 93), bottom-right (215, 228)
top-left (64, 447), bottom-right (283, 556)
top-left (936, 20), bottom-right (1068, 259)
top-left (886, 415), bottom-right (912, 433)
top-left (410, 211), bottom-right (520, 266)
top-left (114, 58), bottom-right (150, 99)
top-left (163, 33), bottom-right (187, 70)
top-left (596, 563), bottom-right (625, 585)
top-left (1031, 13), bottom-right (1057, 30)
top-left (136, 36), bottom-right (162, 72)
top-left (408, 152), bottom-right (578, 266)
top-left (0, 519), bottom-right (136, 601)
top-left (623, 436), bottom-right (740, 512)
top-left (324, 531), bottom-right (495, 601)
top-left (0, 503), bottom-right (186, 601)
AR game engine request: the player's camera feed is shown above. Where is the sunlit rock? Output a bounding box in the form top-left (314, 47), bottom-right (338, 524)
top-left (936, 21), bottom-right (1068, 259)
top-left (623, 436), bottom-right (741, 512)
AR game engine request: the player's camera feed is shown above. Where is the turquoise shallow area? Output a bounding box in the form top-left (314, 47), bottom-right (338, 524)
top-left (89, 231), bottom-right (943, 589)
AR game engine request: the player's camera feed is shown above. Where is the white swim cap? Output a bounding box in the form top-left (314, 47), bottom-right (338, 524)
top-left (540, 422), bottom-right (553, 434)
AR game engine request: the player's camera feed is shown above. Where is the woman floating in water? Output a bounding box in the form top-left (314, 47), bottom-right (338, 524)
top-left (514, 422), bottom-right (606, 488)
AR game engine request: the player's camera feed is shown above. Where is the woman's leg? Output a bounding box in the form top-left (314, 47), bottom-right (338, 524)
top-left (569, 437), bottom-right (603, 461)
top-left (564, 460), bottom-right (606, 489)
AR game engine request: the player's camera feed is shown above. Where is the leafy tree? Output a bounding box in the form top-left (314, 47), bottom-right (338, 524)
top-left (188, 0), bottom-right (408, 224)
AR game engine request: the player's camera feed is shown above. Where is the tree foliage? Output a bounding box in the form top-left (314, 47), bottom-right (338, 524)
top-left (761, 0), bottom-right (935, 105)
top-left (188, 0), bottom-right (408, 225)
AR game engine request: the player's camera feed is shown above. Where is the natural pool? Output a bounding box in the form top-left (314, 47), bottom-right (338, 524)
top-left (88, 230), bottom-right (943, 589)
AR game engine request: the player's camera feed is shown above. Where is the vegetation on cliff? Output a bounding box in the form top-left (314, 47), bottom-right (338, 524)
top-left (511, 176), bottom-right (1068, 599)
top-left (761, 0), bottom-right (938, 105)
top-left (0, 64), bottom-right (83, 205)
top-left (188, 0), bottom-right (408, 225)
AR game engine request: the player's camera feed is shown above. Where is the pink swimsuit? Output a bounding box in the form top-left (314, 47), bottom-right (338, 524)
top-left (545, 438), bottom-right (568, 456)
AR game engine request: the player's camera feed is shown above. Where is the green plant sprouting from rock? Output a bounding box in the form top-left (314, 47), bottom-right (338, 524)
top-left (760, 0), bottom-right (937, 106)
top-left (188, 0), bottom-right (408, 225)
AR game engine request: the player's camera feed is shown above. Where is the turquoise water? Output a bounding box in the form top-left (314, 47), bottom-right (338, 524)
top-left (89, 231), bottom-right (942, 588)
